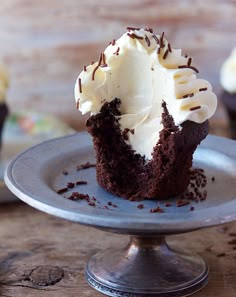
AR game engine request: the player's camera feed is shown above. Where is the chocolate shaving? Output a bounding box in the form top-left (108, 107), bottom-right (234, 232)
top-left (190, 105), bottom-right (201, 111)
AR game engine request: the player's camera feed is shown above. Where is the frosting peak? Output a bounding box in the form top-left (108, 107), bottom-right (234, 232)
top-left (74, 28), bottom-right (217, 159)
top-left (220, 48), bottom-right (236, 94)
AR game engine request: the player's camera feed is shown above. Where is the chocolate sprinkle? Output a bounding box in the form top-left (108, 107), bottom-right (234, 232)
top-left (67, 182), bottom-right (75, 189)
top-left (127, 26), bottom-right (140, 31)
top-left (152, 34), bottom-right (159, 44)
top-left (57, 188), bottom-right (68, 194)
top-left (178, 65), bottom-right (199, 73)
top-left (163, 49), bottom-right (169, 59)
top-left (145, 34), bottom-right (151, 47)
top-left (168, 43), bottom-right (172, 53)
top-left (92, 53), bottom-right (103, 80)
top-left (76, 180), bottom-right (88, 185)
top-left (160, 32), bottom-right (165, 48)
top-left (145, 27), bottom-right (153, 33)
top-left (187, 57), bottom-right (192, 67)
top-left (76, 101), bottom-right (79, 109)
top-left (83, 65), bottom-right (87, 72)
top-left (190, 105), bottom-right (201, 111)
top-left (112, 39), bottom-right (116, 46)
top-left (77, 162), bottom-right (96, 170)
top-left (78, 78), bottom-right (82, 93)
top-left (199, 87), bottom-right (208, 92)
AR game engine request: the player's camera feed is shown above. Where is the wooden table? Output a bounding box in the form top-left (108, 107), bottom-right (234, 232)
top-left (0, 1), bottom-right (236, 296)
top-left (0, 203), bottom-right (235, 296)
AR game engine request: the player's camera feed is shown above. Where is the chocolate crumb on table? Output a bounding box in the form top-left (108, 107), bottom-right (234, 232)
top-left (67, 182), bottom-right (75, 189)
top-left (137, 204), bottom-right (144, 209)
top-left (62, 170), bottom-right (68, 175)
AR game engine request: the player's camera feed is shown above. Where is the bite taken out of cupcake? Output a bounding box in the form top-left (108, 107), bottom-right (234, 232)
top-left (74, 27), bottom-right (217, 201)
top-left (0, 61), bottom-right (9, 153)
top-left (220, 47), bottom-right (236, 139)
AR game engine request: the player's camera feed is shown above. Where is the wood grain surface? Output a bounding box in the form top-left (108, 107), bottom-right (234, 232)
top-left (0, 1), bottom-right (236, 296)
top-left (0, 203), bottom-right (235, 297)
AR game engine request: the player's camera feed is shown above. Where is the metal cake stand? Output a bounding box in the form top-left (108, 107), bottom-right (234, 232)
top-left (4, 132), bottom-right (236, 297)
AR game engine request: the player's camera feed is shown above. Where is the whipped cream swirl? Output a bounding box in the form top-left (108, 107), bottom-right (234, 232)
top-left (0, 62), bottom-right (9, 103)
top-left (75, 28), bottom-right (217, 159)
top-left (220, 48), bottom-right (236, 94)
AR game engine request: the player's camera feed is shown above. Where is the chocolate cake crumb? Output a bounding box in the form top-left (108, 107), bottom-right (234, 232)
top-left (67, 182), bottom-right (75, 189)
top-left (190, 206), bottom-right (195, 211)
top-left (68, 192), bottom-right (89, 201)
top-left (88, 201), bottom-right (96, 206)
top-left (108, 201), bottom-right (112, 206)
top-left (137, 204), bottom-right (144, 209)
top-left (57, 187), bottom-right (68, 194)
top-left (150, 206), bottom-right (165, 213)
top-left (165, 202), bottom-right (172, 207)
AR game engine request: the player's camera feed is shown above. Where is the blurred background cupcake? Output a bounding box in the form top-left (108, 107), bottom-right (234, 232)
top-left (0, 61), bottom-right (9, 152)
top-left (220, 48), bottom-right (236, 139)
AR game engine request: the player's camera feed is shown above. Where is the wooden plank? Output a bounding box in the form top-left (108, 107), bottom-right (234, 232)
top-left (0, 203), bottom-right (235, 296)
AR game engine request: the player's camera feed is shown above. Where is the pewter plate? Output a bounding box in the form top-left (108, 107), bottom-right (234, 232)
top-left (4, 133), bottom-right (236, 235)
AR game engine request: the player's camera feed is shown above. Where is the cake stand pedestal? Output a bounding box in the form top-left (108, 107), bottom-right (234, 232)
top-left (4, 133), bottom-right (236, 297)
top-left (86, 236), bottom-right (208, 297)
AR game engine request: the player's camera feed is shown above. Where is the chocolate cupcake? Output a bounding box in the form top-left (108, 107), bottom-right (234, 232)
top-left (0, 62), bottom-right (9, 152)
top-left (74, 28), bottom-right (217, 200)
top-left (220, 48), bottom-right (236, 139)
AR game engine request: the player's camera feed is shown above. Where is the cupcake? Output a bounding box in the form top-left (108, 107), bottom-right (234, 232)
top-left (220, 48), bottom-right (236, 139)
top-left (74, 27), bottom-right (217, 200)
top-left (0, 62), bottom-right (9, 152)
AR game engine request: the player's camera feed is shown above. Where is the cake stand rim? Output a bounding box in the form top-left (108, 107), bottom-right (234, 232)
top-left (4, 132), bottom-right (236, 234)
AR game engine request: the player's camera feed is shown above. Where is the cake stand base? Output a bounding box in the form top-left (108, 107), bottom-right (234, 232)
top-left (86, 236), bottom-right (208, 297)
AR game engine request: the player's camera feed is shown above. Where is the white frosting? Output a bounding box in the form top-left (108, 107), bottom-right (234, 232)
top-left (0, 62), bottom-right (9, 103)
top-left (220, 48), bottom-right (236, 93)
top-left (75, 29), bottom-right (217, 159)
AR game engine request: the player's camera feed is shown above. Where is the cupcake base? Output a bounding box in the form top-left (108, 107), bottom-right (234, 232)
top-left (0, 102), bottom-right (9, 150)
top-left (87, 98), bottom-right (209, 200)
